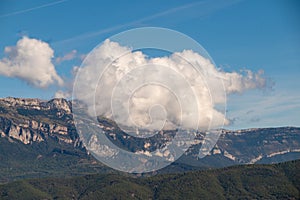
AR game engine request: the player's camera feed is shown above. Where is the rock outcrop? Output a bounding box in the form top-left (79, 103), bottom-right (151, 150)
top-left (0, 97), bottom-right (78, 145)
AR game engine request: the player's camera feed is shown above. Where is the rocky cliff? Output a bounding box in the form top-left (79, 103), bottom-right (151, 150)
top-left (0, 97), bottom-right (80, 145)
top-left (0, 97), bottom-right (300, 176)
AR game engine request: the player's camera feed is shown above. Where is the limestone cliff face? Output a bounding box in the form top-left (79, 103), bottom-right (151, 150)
top-left (0, 97), bottom-right (79, 146)
top-left (0, 97), bottom-right (71, 114)
top-left (0, 97), bottom-right (299, 167)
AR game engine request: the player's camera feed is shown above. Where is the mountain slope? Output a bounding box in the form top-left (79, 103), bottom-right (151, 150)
top-left (0, 97), bottom-right (300, 182)
top-left (0, 97), bottom-right (112, 183)
top-left (0, 160), bottom-right (299, 200)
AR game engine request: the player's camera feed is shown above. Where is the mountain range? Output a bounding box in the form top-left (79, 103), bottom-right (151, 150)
top-left (0, 97), bottom-right (299, 182)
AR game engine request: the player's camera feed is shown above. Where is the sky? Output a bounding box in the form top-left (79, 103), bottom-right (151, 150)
top-left (0, 0), bottom-right (299, 129)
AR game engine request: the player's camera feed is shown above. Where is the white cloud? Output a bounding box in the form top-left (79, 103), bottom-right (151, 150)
top-left (55, 50), bottom-right (77, 64)
top-left (222, 69), bottom-right (266, 93)
top-left (54, 90), bottom-right (70, 99)
top-left (0, 37), bottom-right (63, 88)
top-left (73, 39), bottom-right (267, 130)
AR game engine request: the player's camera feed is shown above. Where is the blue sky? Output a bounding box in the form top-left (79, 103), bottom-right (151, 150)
top-left (0, 0), bottom-right (299, 129)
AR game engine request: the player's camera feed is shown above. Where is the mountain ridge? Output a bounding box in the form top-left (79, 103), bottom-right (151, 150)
top-left (0, 97), bottom-right (300, 182)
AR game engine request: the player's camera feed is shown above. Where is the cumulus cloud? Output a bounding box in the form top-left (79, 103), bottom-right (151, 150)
top-left (73, 39), bottom-right (268, 130)
top-left (0, 37), bottom-right (63, 88)
top-left (54, 90), bottom-right (71, 99)
top-left (55, 50), bottom-right (77, 64)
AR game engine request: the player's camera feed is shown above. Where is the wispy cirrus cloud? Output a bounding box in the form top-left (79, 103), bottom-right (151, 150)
top-left (0, 0), bottom-right (69, 18)
top-left (227, 91), bottom-right (300, 128)
top-left (55, 0), bottom-right (240, 45)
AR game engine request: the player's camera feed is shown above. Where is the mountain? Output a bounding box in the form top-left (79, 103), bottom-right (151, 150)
top-left (0, 160), bottom-right (299, 199)
top-left (0, 97), bottom-right (112, 183)
top-left (0, 97), bottom-right (300, 182)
